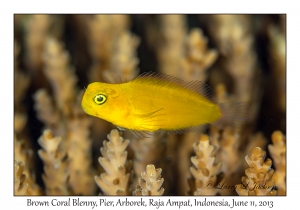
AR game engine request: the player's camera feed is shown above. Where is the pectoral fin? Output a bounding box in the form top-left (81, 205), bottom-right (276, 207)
top-left (131, 108), bottom-right (166, 132)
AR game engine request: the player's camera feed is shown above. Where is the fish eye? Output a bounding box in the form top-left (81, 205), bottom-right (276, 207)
top-left (93, 94), bottom-right (107, 105)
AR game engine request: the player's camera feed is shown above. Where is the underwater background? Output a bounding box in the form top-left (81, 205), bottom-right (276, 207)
top-left (14, 14), bottom-right (286, 196)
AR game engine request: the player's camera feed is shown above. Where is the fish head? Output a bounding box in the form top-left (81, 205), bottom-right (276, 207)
top-left (81, 82), bottom-right (127, 122)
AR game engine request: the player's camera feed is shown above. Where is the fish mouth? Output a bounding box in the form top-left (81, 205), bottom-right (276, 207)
top-left (81, 101), bottom-right (100, 118)
top-left (81, 101), bottom-right (89, 114)
top-left (82, 106), bottom-right (88, 113)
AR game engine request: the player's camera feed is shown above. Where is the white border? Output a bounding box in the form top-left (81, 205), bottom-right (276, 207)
top-left (1, 0), bottom-right (298, 209)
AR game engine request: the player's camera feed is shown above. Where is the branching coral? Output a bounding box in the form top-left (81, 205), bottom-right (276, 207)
top-left (209, 124), bottom-right (244, 196)
top-left (214, 83), bottom-right (236, 105)
top-left (103, 31), bottom-right (140, 82)
top-left (213, 82), bottom-right (259, 149)
top-left (87, 15), bottom-right (112, 63)
top-left (188, 134), bottom-right (222, 195)
top-left (180, 27), bottom-right (218, 191)
top-left (24, 14), bottom-right (51, 72)
top-left (209, 15), bottom-right (261, 127)
top-left (177, 132), bottom-right (200, 195)
top-left (211, 83), bottom-right (268, 196)
top-left (87, 15), bottom-right (131, 82)
top-left (24, 14), bottom-right (63, 76)
top-left (216, 127), bottom-right (242, 195)
top-left (133, 164), bottom-right (164, 196)
top-left (33, 89), bottom-right (62, 135)
top-left (34, 38), bottom-right (96, 195)
top-left (175, 27), bottom-right (218, 195)
top-left (14, 135), bottom-right (42, 195)
top-left (14, 40), bottom-right (30, 151)
top-left (110, 15), bottom-right (131, 35)
top-left (180, 28), bottom-right (218, 82)
top-left (87, 15), bottom-right (130, 61)
top-left (14, 134), bottom-right (32, 170)
top-left (156, 14), bottom-right (187, 76)
top-left (87, 15), bottom-right (112, 82)
top-left (34, 37), bottom-right (78, 138)
top-left (14, 41), bottom-right (42, 195)
top-left (14, 113), bottom-right (28, 135)
top-left (95, 129), bottom-right (132, 195)
top-left (217, 127), bottom-right (241, 173)
top-left (128, 132), bottom-right (169, 193)
top-left (34, 91), bottom-right (96, 195)
top-left (38, 129), bottom-right (70, 195)
top-left (42, 38), bottom-right (78, 117)
top-left (14, 42), bottom-right (30, 113)
top-left (245, 132), bottom-right (267, 158)
top-left (87, 15), bottom-right (135, 143)
top-left (67, 91), bottom-right (96, 195)
top-left (14, 160), bottom-right (29, 195)
top-left (268, 24), bottom-right (286, 114)
top-left (268, 131), bottom-right (286, 195)
top-left (236, 147), bottom-right (277, 196)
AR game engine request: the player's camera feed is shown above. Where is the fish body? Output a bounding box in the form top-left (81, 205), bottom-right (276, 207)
top-left (81, 73), bottom-right (222, 133)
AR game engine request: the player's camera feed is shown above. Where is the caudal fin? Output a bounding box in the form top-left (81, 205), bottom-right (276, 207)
top-left (213, 102), bottom-right (250, 129)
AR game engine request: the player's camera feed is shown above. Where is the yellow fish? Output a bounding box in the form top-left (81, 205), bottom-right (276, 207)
top-left (81, 72), bottom-right (243, 136)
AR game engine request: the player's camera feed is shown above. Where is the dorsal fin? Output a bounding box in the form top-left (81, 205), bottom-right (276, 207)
top-left (131, 72), bottom-right (213, 100)
top-left (102, 70), bottom-right (128, 84)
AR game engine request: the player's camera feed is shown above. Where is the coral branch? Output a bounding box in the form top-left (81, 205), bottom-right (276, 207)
top-left (175, 27), bottom-right (218, 195)
top-left (14, 113), bottom-right (28, 135)
top-left (24, 15), bottom-right (51, 71)
top-left (14, 160), bottom-right (29, 195)
top-left (268, 131), bottom-right (286, 195)
top-left (180, 28), bottom-right (218, 82)
top-left (188, 134), bottom-right (222, 195)
top-left (216, 127), bottom-right (243, 195)
top-left (14, 41), bottom-right (40, 195)
top-left (38, 129), bottom-right (70, 195)
top-left (236, 147), bottom-right (277, 196)
top-left (43, 38), bottom-right (78, 117)
top-left (14, 41), bottom-right (30, 111)
top-left (33, 89), bottom-right (61, 134)
top-left (157, 15), bottom-right (187, 76)
top-left (209, 15), bottom-right (260, 126)
top-left (133, 164), bottom-right (164, 196)
top-left (103, 31), bottom-right (140, 82)
top-left (128, 131), bottom-right (171, 193)
top-left (268, 25), bottom-right (286, 113)
top-left (67, 91), bottom-right (96, 195)
top-left (87, 15), bottom-right (131, 82)
top-left (14, 135), bottom-right (42, 195)
top-left (95, 129), bottom-right (132, 195)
